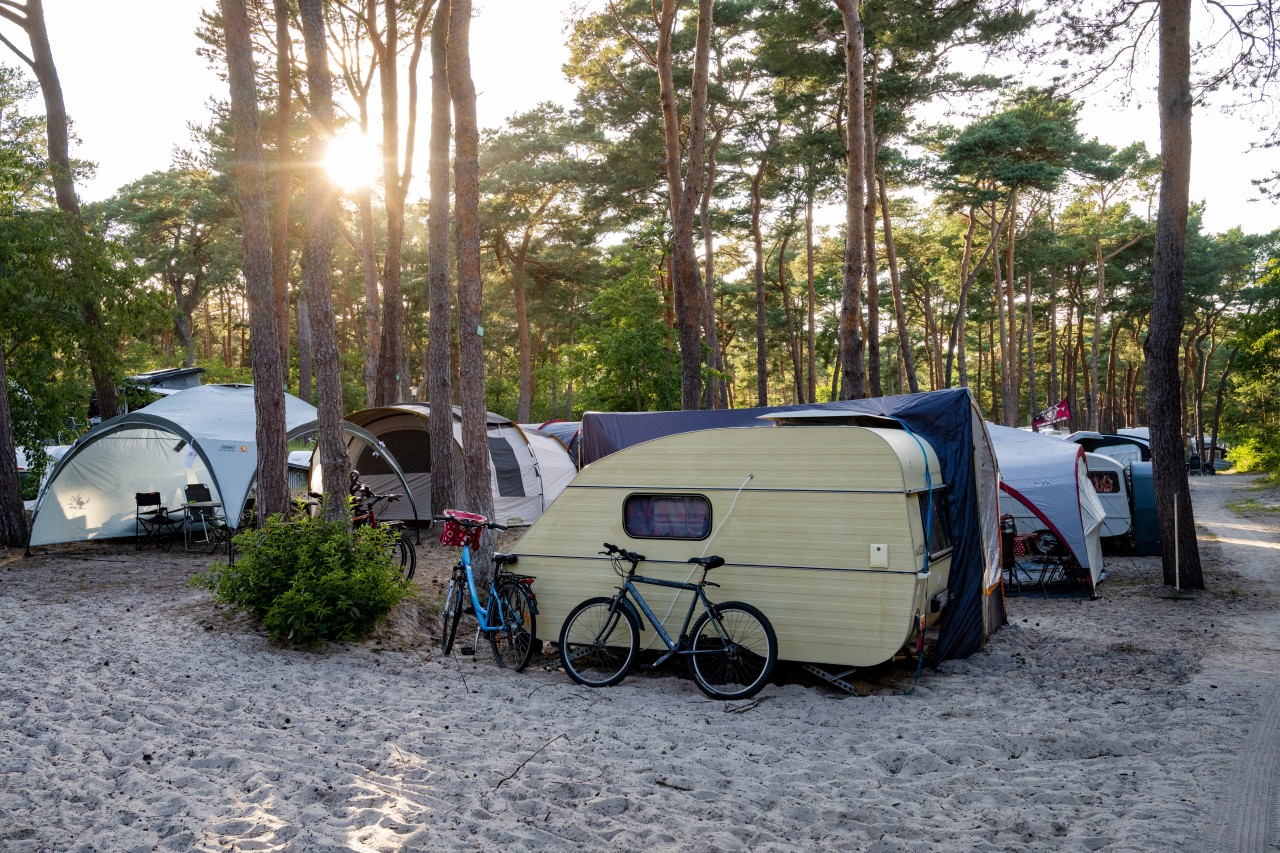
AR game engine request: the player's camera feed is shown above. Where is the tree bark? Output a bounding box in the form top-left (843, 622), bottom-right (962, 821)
top-left (656, 0), bottom-right (711, 410)
top-left (447, 0), bottom-right (496, 581)
top-left (375, 0), bottom-right (406, 406)
top-left (864, 92), bottom-right (880, 398)
top-left (0, 345), bottom-right (26, 547)
top-left (220, 0), bottom-right (289, 521)
top-left (299, 0), bottom-right (352, 521)
top-left (834, 0), bottom-right (866, 400)
top-left (427, 0), bottom-right (456, 516)
top-left (806, 196), bottom-right (818, 402)
top-left (1146, 0), bottom-right (1201, 587)
top-left (271, 0), bottom-right (293, 384)
top-left (879, 177), bottom-right (917, 393)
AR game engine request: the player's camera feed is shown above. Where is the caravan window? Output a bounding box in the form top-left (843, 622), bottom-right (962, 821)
top-left (623, 494), bottom-right (711, 540)
top-left (919, 488), bottom-right (952, 559)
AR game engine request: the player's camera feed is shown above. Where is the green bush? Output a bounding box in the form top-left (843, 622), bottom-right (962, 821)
top-left (1224, 433), bottom-right (1280, 476)
top-left (191, 513), bottom-right (414, 647)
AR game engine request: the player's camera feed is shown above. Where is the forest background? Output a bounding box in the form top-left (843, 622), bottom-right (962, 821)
top-left (3, 0), bottom-right (1280, 568)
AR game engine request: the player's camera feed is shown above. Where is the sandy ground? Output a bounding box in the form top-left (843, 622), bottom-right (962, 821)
top-left (1, 474), bottom-right (1278, 852)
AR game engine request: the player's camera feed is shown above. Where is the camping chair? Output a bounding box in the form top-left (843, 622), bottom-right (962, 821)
top-left (1031, 530), bottom-right (1073, 589)
top-left (184, 483), bottom-right (231, 553)
top-left (135, 492), bottom-right (181, 551)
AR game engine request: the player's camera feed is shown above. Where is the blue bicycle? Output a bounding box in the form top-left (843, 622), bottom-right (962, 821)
top-left (436, 510), bottom-right (538, 671)
top-left (558, 543), bottom-right (778, 700)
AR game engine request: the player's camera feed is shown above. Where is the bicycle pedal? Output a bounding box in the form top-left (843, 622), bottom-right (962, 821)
top-left (460, 645), bottom-right (476, 656)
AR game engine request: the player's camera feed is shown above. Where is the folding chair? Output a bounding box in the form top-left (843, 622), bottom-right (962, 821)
top-left (1031, 531), bottom-right (1071, 588)
top-left (135, 492), bottom-right (180, 551)
top-left (184, 483), bottom-right (231, 553)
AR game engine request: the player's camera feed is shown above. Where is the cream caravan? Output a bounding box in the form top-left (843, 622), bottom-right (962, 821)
top-left (514, 416), bottom-right (954, 670)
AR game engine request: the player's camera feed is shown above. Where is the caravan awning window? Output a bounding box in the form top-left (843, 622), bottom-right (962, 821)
top-left (920, 487), bottom-right (953, 560)
top-left (623, 494), bottom-right (711, 540)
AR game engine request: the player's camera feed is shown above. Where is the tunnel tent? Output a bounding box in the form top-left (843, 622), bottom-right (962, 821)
top-left (292, 421), bottom-right (419, 525)
top-left (532, 420), bottom-right (582, 468)
top-left (987, 424), bottom-right (1107, 592)
top-left (340, 404), bottom-right (557, 525)
top-left (29, 385), bottom-right (317, 547)
top-left (515, 428), bottom-right (576, 509)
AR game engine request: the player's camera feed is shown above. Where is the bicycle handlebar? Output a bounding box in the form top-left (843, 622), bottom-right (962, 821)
top-left (601, 542), bottom-right (645, 564)
top-left (432, 514), bottom-right (507, 531)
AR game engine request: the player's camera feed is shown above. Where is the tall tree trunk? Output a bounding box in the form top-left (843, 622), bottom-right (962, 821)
top-left (701, 121), bottom-right (726, 409)
top-left (879, 177), bottom-right (917, 393)
top-left (835, 0), bottom-right (866, 399)
top-left (426, 0), bottom-right (455, 516)
top-left (864, 95), bottom-right (880, 397)
top-left (1048, 274), bottom-right (1060, 403)
top-left (1005, 193), bottom-right (1020, 423)
top-left (299, 0), bottom-right (352, 522)
top-left (1147, 0), bottom-right (1201, 587)
top-left (359, 188), bottom-right (381, 405)
top-left (1, 0), bottom-right (120, 420)
top-left (447, 0), bottom-right (496, 581)
top-left (375, 0), bottom-right (405, 406)
top-left (220, 0), bottom-right (289, 521)
top-left (806, 195), bottom-right (817, 402)
top-left (657, 0), bottom-right (711, 410)
top-left (512, 238), bottom-right (534, 423)
top-left (297, 285), bottom-right (313, 402)
top-left (0, 346), bottom-right (25, 547)
top-left (945, 210), bottom-right (977, 388)
top-left (272, 0), bottom-right (293, 385)
top-left (777, 229), bottom-right (803, 403)
top-left (1025, 270), bottom-right (1036, 425)
top-left (750, 143), bottom-right (771, 406)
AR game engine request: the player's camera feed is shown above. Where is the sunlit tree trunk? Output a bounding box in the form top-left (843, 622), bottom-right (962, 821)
top-left (656, 0), bottom-right (712, 410)
top-left (299, 0), bottom-right (352, 521)
top-left (834, 0), bottom-right (866, 399)
top-left (427, 0), bottom-right (456, 515)
top-left (447, 0), bottom-right (496, 581)
top-left (220, 0), bottom-right (289, 521)
top-left (271, 0), bottom-right (293, 385)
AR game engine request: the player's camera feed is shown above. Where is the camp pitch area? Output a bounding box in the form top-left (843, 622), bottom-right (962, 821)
top-left (27, 385), bottom-right (416, 548)
top-left (523, 387), bottom-right (1003, 669)
top-left (337, 405), bottom-right (575, 526)
top-left (29, 385), bottom-right (316, 547)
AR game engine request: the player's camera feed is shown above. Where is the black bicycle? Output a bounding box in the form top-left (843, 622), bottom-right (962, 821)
top-left (558, 543), bottom-right (778, 700)
top-left (349, 472), bottom-right (416, 580)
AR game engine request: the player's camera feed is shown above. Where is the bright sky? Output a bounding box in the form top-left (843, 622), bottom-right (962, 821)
top-left (14, 0), bottom-right (1280, 235)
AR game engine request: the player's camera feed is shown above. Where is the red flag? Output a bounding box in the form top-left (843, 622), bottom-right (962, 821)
top-left (1032, 398), bottom-right (1072, 429)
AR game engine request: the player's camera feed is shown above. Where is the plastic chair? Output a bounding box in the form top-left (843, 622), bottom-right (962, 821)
top-left (184, 483), bottom-right (230, 553)
top-left (135, 492), bottom-right (180, 551)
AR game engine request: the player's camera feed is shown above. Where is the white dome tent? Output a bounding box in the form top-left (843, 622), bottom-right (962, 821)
top-left (27, 385), bottom-right (416, 548)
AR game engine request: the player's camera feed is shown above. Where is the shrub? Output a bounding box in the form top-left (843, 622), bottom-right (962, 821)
top-left (191, 513), bottom-right (414, 647)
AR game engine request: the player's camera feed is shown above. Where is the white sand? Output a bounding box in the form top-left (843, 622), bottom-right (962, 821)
top-left (2, 474), bottom-right (1277, 852)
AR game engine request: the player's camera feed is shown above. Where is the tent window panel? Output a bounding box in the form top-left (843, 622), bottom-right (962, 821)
top-left (623, 494), bottom-right (711, 540)
top-left (378, 429), bottom-right (431, 472)
top-left (487, 436), bottom-right (526, 497)
top-left (920, 488), bottom-right (953, 559)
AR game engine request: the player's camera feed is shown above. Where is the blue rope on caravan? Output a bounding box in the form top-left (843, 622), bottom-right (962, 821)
top-left (889, 416), bottom-right (933, 575)
top-left (888, 415), bottom-right (933, 695)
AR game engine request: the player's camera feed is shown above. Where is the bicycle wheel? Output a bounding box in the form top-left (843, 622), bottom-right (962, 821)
top-left (687, 601), bottom-right (778, 700)
top-left (489, 582), bottom-right (537, 672)
top-left (558, 597), bottom-right (639, 688)
top-left (384, 524), bottom-right (416, 580)
top-left (440, 573), bottom-right (465, 655)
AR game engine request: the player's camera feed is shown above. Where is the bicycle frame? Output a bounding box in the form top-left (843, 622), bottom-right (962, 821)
top-left (614, 573), bottom-right (729, 667)
top-left (455, 544), bottom-right (513, 634)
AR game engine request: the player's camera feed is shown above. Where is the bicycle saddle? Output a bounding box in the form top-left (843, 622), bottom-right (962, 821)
top-left (688, 555), bottom-right (725, 570)
top-left (493, 552), bottom-right (517, 565)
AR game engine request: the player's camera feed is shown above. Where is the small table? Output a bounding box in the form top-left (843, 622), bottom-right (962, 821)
top-left (183, 501), bottom-right (225, 552)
